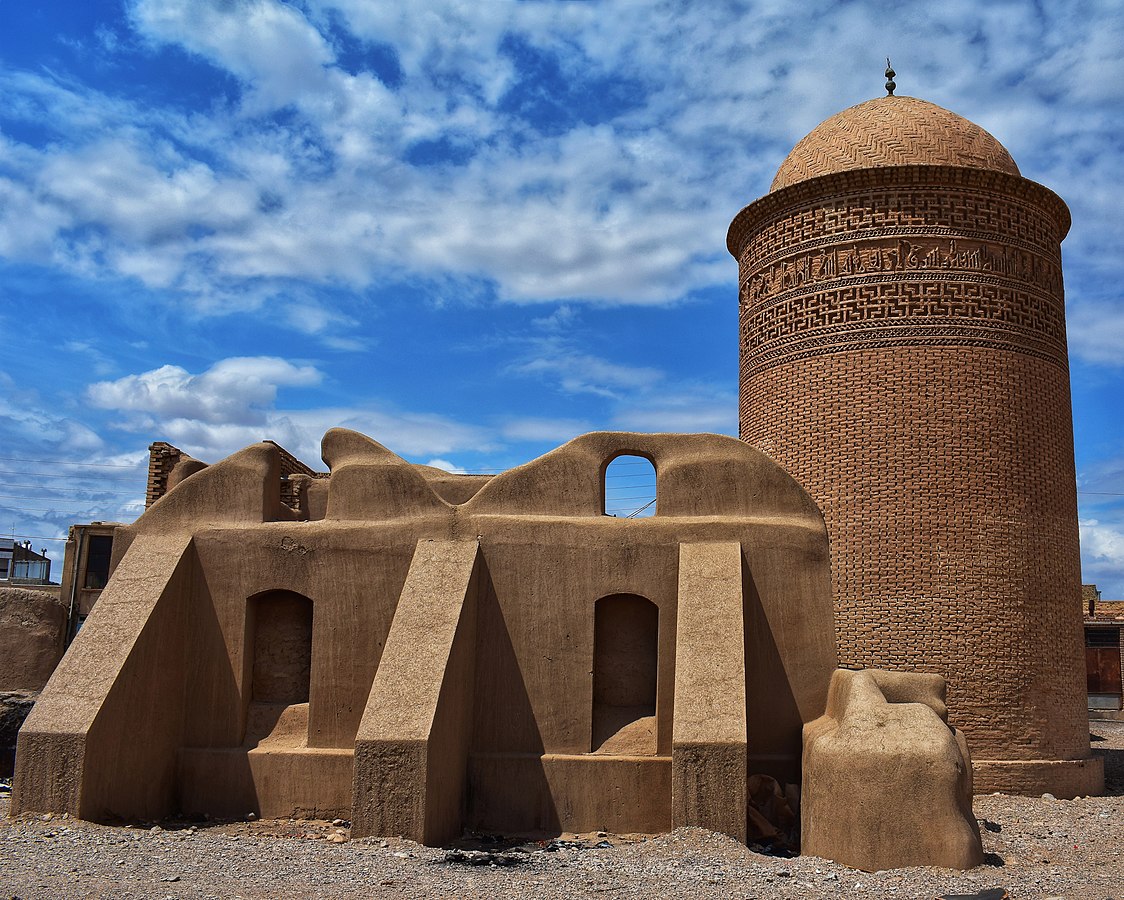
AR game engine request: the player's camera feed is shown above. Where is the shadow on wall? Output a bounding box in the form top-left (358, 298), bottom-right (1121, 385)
top-left (743, 559), bottom-right (801, 786)
top-left (467, 560), bottom-right (556, 834)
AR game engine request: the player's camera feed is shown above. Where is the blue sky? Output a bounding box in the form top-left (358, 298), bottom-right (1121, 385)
top-left (1, 0), bottom-right (1122, 595)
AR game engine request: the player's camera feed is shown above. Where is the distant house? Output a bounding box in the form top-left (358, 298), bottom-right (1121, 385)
top-left (0, 538), bottom-right (52, 586)
top-left (58, 521), bottom-right (123, 642)
top-left (1083, 584), bottom-right (1124, 719)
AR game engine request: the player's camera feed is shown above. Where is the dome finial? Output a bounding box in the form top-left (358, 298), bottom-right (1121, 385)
top-left (885, 58), bottom-right (896, 96)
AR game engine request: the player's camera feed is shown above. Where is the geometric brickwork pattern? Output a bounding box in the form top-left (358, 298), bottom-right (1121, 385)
top-left (771, 96), bottom-right (1020, 192)
top-left (741, 346), bottom-right (1089, 764)
top-left (731, 100), bottom-right (1092, 783)
top-left (731, 170), bottom-right (1071, 378)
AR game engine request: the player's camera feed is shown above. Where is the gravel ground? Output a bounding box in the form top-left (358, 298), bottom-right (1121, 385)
top-left (2, 721), bottom-right (1121, 900)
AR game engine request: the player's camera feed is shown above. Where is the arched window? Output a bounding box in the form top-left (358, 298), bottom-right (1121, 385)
top-left (248, 590), bottom-right (313, 704)
top-left (592, 593), bottom-right (658, 754)
top-left (603, 454), bottom-right (657, 518)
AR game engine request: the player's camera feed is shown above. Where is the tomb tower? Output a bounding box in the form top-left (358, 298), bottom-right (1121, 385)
top-left (727, 93), bottom-right (1102, 795)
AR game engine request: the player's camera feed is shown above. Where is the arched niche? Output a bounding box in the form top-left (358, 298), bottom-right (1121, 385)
top-left (243, 590), bottom-right (313, 747)
top-left (592, 593), bottom-right (658, 754)
top-left (602, 453), bottom-right (657, 518)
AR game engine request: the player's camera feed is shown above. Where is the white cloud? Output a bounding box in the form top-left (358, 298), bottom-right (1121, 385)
top-left (0, 371), bottom-right (150, 570)
top-left (612, 390), bottom-right (738, 435)
top-left (1080, 518), bottom-right (1124, 599)
top-left (1082, 519), bottom-right (1124, 563)
top-left (0, 0), bottom-right (1117, 338)
top-left (0, 373), bottom-right (106, 453)
top-left (1066, 301), bottom-right (1124, 368)
top-left (83, 357), bottom-right (491, 466)
top-left (87, 357), bottom-right (323, 426)
top-left (500, 417), bottom-right (592, 444)
top-left (516, 349), bottom-right (662, 399)
top-left (424, 458), bottom-right (467, 474)
top-left (130, 0), bottom-right (337, 113)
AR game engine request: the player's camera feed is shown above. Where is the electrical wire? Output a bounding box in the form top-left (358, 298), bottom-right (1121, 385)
top-left (0, 455), bottom-right (139, 468)
top-left (0, 483), bottom-right (140, 495)
top-left (0, 469), bottom-right (140, 481)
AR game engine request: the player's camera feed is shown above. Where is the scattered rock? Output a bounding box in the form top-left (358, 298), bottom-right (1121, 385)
top-left (442, 849), bottom-right (527, 867)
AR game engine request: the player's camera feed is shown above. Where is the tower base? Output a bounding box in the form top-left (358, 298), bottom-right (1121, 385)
top-left (973, 756), bottom-right (1104, 798)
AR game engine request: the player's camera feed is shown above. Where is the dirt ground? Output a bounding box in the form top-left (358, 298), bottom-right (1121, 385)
top-left (1, 721), bottom-right (1121, 900)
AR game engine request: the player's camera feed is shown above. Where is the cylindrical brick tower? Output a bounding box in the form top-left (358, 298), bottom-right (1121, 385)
top-left (728, 95), bottom-right (1103, 796)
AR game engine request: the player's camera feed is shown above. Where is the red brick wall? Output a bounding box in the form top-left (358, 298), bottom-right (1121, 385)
top-left (732, 165), bottom-right (1089, 766)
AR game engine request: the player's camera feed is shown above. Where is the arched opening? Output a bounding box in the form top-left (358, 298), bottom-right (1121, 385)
top-left (592, 593), bottom-right (658, 754)
top-left (244, 590), bottom-right (313, 747)
top-left (602, 454), bottom-right (657, 518)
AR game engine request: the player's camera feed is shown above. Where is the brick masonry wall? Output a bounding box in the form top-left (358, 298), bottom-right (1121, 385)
top-left (733, 166), bottom-right (1090, 769)
top-left (145, 442), bottom-right (183, 509)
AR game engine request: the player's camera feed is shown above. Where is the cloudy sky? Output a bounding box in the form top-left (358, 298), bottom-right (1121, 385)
top-left (1, 0), bottom-right (1122, 595)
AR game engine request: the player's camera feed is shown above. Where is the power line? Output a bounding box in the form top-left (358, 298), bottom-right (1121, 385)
top-left (0, 455), bottom-right (140, 469)
top-left (626, 498), bottom-right (657, 518)
top-left (0, 483), bottom-right (141, 495)
top-left (0, 494), bottom-right (141, 503)
top-left (0, 469), bottom-right (141, 481)
top-left (0, 503), bottom-right (132, 514)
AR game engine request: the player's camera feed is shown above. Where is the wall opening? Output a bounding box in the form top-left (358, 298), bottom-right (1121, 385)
top-left (592, 593), bottom-right (658, 754)
top-left (83, 535), bottom-right (113, 589)
top-left (244, 590), bottom-right (313, 748)
top-left (603, 454), bottom-right (657, 518)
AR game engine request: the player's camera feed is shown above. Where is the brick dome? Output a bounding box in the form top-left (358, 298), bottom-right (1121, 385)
top-left (770, 95), bottom-right (1020, 192)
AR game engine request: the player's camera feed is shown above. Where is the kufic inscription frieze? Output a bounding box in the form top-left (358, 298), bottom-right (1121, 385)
top-left (742, 237), bottom-right (1062, 308)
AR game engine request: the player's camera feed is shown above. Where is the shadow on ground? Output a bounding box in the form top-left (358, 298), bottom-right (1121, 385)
top-left (1090, 723), bottom-right (1124, 796)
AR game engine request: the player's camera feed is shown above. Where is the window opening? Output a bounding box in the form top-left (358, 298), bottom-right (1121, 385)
top-left (603, 454), bottom-right (656, 518)
top-left (1087, 627), bottom-right (1120, 649)
top-left (83, 535), bottom-right (113, 590)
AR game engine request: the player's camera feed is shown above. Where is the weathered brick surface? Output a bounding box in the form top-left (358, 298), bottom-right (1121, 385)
top-left (145, 442), bottom-right (182, 509)
top-left (730, 157), bottom-right (1092, 783)
top-left (770, 96), bottom-right (1021, 192)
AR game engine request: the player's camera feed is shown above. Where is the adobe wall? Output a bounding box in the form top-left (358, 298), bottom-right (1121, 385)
top-left (1, 586), bottom-right (68, 778)
top-left (0, 587), bottom-right (67, 692)
top-left (14, 431), bottom-right (838, 840)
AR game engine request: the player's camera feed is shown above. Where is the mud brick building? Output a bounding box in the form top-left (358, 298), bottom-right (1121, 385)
top-left (728, 95), bottom-right (1099, 795)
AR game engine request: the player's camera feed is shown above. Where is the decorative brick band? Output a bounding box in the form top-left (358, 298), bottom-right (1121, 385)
top-left (738, 272), bottom-right (1068, 375)
top-left (733, 168), bottom-right (1070, 373)
top-left (727, 165), bottom-right (1070, 258)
